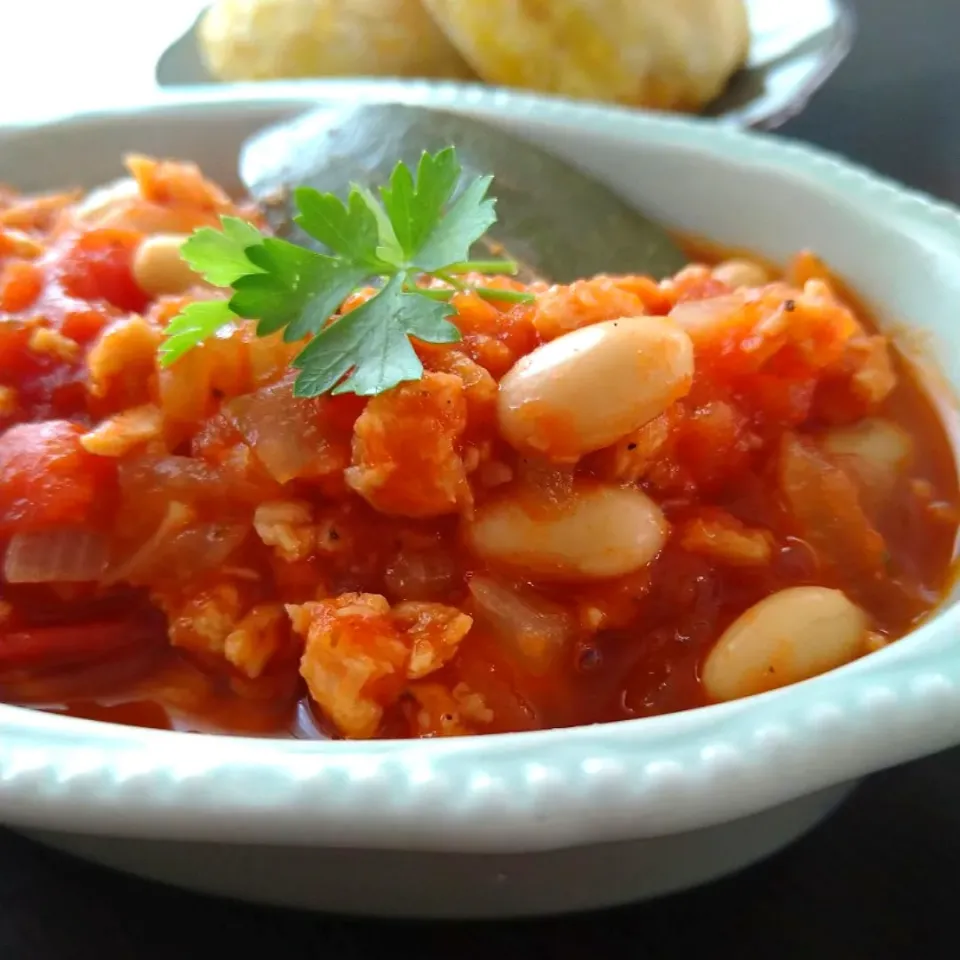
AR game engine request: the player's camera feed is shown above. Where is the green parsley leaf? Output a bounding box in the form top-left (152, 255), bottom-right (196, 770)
top-left (413, 174), bottom-right (496, 272)
top-left (230, 237), bottom-right (368, 341)
top-left (293, 186), bottom-right (391, 271)
top-left (379, 148), bottom-right (461, 262)
top-left (352, 185), bottom-right (404, 266)
top-left (377, 148), bottom-right (496, 272)
top-left (159, 300), bottom-right (239, 365)
top-left (180, 216), bottom-right (265, 287)
top-left (160, 145), bottom-right (534, 395)
top-left (291, 275), bottom-right (460, 397)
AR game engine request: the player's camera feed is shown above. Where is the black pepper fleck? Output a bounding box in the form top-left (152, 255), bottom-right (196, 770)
top-left (784, 299), bottom-right (796, 312)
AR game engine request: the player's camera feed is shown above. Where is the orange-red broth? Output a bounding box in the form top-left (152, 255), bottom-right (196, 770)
top-left (0, 160), bottom-right (956, 740)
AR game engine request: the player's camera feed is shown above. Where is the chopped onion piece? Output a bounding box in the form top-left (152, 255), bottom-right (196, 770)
top-left (224, 380), bottom-right (348, 484)
top-left (105, 501), bottom-right (249, 585)
top-left (468, 575), bottom-right (576, 675)
top-left (669, 294), bottom-right (743, 337)
top-left (384, 548), bottom-right (457, 602)
top-left (158, 522), bottom-right (250, 580)
top-left (820, 418), bottom-right (912, 503)
top-left (778, 435), bottom-right (886, 579)
top-left (104, 502), bottom-right (193, 585)
top-left (4, 528), bottom-right (109, 583)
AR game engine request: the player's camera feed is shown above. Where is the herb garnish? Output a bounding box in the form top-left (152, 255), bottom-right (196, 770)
top-left (159, 147), bottom-right (534, 397)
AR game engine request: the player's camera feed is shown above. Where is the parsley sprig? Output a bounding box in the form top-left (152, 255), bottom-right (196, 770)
top-left (159, 147), bottom-right (534, 397)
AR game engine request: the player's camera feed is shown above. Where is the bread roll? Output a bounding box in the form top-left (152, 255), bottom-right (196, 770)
top-left (421, 0), bottom-right (750, 111)
top-left (198, 0), bottom-right (474, 83)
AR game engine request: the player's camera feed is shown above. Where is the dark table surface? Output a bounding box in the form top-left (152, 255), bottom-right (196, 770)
top-left (3, 1), bottom-right (960, 957)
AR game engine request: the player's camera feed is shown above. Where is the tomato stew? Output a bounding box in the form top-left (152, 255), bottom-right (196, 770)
top-left (0, 159), bottom-right (956, 739)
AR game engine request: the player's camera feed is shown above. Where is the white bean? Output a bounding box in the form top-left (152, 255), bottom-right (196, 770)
top-left (74, 177), bottom-right (140, 223)
top-left (465, 483), bottom-right (667, 580)
top-left (712, 258), bottom-right (770, 289)
top-left (132, 233), bottom-right (207, 297)
top-left (702, 586), bottom-right (869, 702)
top-left (497, 316), bottom-right (694, 462)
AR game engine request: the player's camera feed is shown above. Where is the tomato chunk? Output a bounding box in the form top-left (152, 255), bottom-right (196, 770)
top-left (0, 261), bottom-right (43, 313)
top-left (0, 320), bottom-right (36, 377)
top-left (56, 228), bottom-right (149, 313)
top-left (0, 420), bottom-right (116, 534)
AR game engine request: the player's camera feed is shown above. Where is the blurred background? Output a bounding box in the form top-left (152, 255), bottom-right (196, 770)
top-left (4, 1), bottom-right (852, 129)
top-left (3, 0), bottom-right (955, 197)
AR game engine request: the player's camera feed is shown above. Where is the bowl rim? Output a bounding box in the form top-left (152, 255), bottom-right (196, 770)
top-left (1, 83), bottom-right (959, 854)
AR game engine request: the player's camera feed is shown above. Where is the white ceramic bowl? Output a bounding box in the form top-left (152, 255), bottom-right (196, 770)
top-left (1, 83), bottom-right (959, 919)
